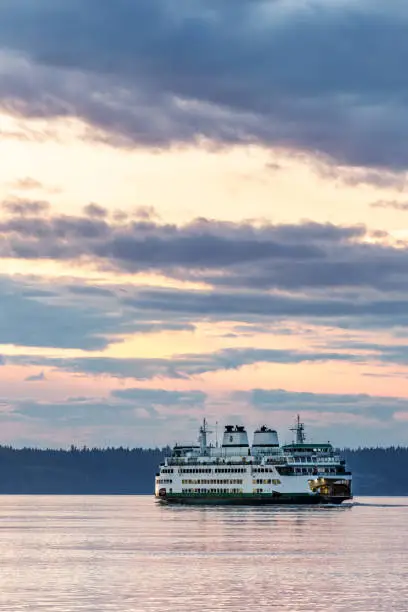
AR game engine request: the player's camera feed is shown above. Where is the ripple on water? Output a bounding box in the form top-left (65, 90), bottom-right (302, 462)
top-left (0, 496), bottom-right (406, 611)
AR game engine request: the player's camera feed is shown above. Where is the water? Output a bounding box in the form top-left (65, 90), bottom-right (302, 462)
top-left (0, 497), bottom-right (406, 611)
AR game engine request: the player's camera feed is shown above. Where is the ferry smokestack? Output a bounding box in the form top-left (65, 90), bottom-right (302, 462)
top-left (252, 425), bottom-right (279, 449)
top-left (221, 425), bottom-right (249, 454)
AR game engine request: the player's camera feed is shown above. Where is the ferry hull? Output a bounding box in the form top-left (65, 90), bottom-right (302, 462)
top-left (157, 493), bottom-right (351, 506)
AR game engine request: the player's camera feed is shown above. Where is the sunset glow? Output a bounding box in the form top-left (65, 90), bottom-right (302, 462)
top-left (1, 0), bottom-right (408, 448)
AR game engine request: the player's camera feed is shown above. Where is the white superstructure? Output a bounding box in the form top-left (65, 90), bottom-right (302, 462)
top-left (155, 417), bottom-right (352, 505)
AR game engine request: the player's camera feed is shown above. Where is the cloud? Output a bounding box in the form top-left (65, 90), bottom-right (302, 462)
top-left (24, 371), bottom-right (46, 382)
top-left (0, 275), bottom-right (126, 350)
top-left (235, 388), bottom-right (407, 420)
top-left (111, 388), bottom-right (206, 406)
top-left (13, 398), bottom-right (135, 425)
top-left (4, 207), bottom-right (408, 300)
top-left (0, 1), bottom-right (408, 168)
top-left (124, 287), bottom-right (408, 329)
top-left (0, 275), bottom-right (194, 351)
top-left (5, 258), bottom-right (408, 360)
top-left (7, 177), bottom-right (43, 191)
top-left (5, 266), bottom-right (408, 359)
top-left (370, 200), bottom-right (408, 211)
top-left (2, 385), bottom-right (408, 448)
top-left (83, 203), bottom-right (108, 219)
top-left (0, 208), bottom-right (331, 267)
top-left (233, 387), bottom-right (408, 446)
top-left (7, 346), bottom-right (361, 380)
top-left (8, 340), bottom-right (398, 383)
top-left (2, 199), bottom-right (50, 216)
top-left (5, 207), bottom-right (408, 295)
top-left (2, 389), bottom-right (207, 436)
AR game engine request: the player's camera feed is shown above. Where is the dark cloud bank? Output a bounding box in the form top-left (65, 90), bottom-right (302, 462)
top-left (0, 0), bottom-right (408, 168)
top-left (2, 204), bottom-right (408, 294)
top-left (3, 208), bottom-right (408, 352)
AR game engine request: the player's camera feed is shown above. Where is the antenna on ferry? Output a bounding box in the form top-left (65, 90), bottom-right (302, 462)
top-left (215, 421), bottom-right (218, 448)
top-left (290, 414), bottom-right (305, 444)
top-left (199, 418), bottom-right (213, 454)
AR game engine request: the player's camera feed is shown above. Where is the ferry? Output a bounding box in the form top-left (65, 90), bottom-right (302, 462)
top-left (155, 417), bottom-right (352, 505)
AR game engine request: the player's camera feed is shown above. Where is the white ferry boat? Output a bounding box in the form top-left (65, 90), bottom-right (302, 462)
top-left (155, 417), bottom-right (352, 505)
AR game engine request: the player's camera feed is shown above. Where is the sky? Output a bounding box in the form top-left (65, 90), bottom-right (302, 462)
top-left (1, 0), bottom-right (408, 449)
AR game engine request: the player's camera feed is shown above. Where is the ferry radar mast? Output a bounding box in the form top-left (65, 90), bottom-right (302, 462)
top-left (290, 414), bottom-right (305, 444)
top-left (199, 418), bottom-right (213, 453)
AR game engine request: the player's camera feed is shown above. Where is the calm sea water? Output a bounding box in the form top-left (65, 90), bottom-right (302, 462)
top-left (0, 496), bottom-right (406, 611)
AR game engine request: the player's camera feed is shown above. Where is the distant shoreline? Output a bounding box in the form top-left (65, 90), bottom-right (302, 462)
top-left (0, 446), bottom-right (406, 495)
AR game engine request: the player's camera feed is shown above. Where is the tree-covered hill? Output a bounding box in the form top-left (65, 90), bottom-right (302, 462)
top-left (0, 446), bottom-right (165, 494)
top-left (343, 447), bottom-right (408, 496)
top-left (0, 445), bottom-right (406, 495)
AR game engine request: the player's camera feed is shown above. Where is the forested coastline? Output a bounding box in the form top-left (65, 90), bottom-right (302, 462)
top-left (0, 445), bottom-right (406, 495)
